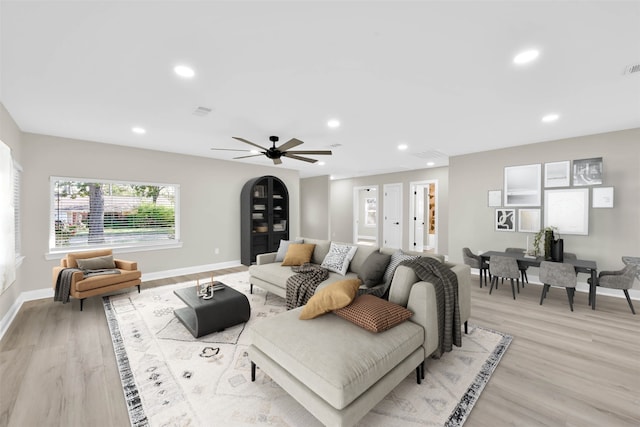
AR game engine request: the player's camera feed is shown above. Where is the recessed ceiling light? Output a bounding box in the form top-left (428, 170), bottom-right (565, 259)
top-left (318, 161), bottom-right (326, 166)
top-left (398, 144), bottom-right (408, 150)
top-left (427, 161), bottom-right (435, 167)
top-left (542, 113), bottom-right (559, 123)
top-left (327, 119), bottom-right (340, 128)
top-left (513, 49), bottom-right (540, 65)
top-left (174, 65), bottom-right (195, 78)
top-left (132, 127), bottom-right (146, 134)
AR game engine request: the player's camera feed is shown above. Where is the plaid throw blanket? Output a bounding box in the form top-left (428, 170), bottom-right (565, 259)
top-left (286, 263), bottom-right (329, 310)
top-left (400, 257), bottom-right (462, 358)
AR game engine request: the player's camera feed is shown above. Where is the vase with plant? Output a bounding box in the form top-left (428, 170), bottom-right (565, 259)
top-left (533, 226), bottom-right (558, 259)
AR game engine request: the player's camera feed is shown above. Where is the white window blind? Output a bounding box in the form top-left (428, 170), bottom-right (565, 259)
top-left (50, 177), bottom-right (179, 251)
top-left (13, 161), bottom-right (22, 258)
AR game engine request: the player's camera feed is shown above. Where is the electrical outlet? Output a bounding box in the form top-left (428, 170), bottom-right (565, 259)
top-left (214, 248), bottom-right (219, 255)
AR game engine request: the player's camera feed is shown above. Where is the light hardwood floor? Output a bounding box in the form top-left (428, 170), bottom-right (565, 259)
top-left (1, 268), bottom-right (639, 427)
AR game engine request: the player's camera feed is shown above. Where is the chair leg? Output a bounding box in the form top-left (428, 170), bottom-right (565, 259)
top-left (137, 284), bottom-right (141, 293)
top-left (416, 366), bottom-right (422, 384)
top-left (80, 298), bottom-right (85, 311)
top-left (539, 285), bottom-right (550, 305)
top-left (251, 361), bottom-right (256, 381)
top-left (517, 278), bottom-right (520, 293)
top-left (510, 279), bottom-right (516, 300)
top-left (623, 290), bottom-right (636, 314)
top-left (566, 288), bottom-right (575, 312)
top-left (489, 276), bottom-right (496, 294)
top-left (523, 269), bottom-right (528, 284)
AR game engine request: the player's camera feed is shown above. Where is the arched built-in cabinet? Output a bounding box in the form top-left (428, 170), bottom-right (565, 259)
top-left (241, 175), bottom-right (289, 265)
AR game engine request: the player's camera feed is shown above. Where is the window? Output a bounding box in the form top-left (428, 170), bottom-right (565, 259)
top-left (13, 161), bottom-right (22, 260)
top-left (50, 177), bottom-right (180, 252)
top-left (365, 197), bottom-right (377, 227)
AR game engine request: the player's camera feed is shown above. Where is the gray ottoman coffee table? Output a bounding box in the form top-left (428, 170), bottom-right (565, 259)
top-left (174, 282), bottom-right (250, 338)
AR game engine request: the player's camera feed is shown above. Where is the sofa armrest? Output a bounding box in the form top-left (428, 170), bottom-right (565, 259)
top-left (256, 252), bottom-right (277, 265)
top-left (449, 264), bottom-right (471, 323)
top-left (115, 259), bottom-right (138, 271)
top-left (407, 281), bottom-right (439, 358)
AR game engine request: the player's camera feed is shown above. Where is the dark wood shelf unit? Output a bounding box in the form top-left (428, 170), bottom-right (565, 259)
top-left (241, 175), bottom-right (289, 265)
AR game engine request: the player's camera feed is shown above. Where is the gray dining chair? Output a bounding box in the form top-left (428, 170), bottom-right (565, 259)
top-left (505, 247), bottom-right (528, 285)
top-left (489, 255), bottom-right (520, 300)
top-left (539, 261), bottom-right (578, 311)
top-left (588, 263), bottom-right (637, 314)
top-left (462, 247), bottom-right (490, 288)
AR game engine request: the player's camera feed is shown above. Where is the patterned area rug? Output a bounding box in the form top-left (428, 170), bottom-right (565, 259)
top-left (103, 271), bottom-right (511, 427)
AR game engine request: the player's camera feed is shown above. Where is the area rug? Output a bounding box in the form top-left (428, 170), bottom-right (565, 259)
top-left (103, 271), bottom-right (511, 427)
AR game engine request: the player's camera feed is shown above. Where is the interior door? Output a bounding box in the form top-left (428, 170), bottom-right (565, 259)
top-left (413, 185), bottom-right (425, 251)
top-left (383, 183), bottom-right (402, 249)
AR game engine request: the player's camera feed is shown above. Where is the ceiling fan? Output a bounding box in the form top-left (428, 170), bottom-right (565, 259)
top-left (211, 136), bottom-right (332, 165)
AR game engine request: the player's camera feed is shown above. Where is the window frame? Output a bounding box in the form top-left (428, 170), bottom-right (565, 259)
top-left (48, 176), bottom-right (181, 257)
top-left (13, 160), bottom-right (24, 266)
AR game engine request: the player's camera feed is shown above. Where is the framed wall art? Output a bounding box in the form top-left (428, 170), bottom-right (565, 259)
top-left (544, 188), bottom-right (589, 235)
top-left (518, 208), bottom-right (541, 233)
top-left (495, 208), bottom-right (515, 232)
top-left (544, 160), bottom-right (570, 187)
top-left (504, 164), bottom-right (541, 207)
top-left (488, 190), bottom-right (502, 207)
top-left (573, 157), bottom-right (603, 186)
top-left (592, 187), bottom-right (614, 208)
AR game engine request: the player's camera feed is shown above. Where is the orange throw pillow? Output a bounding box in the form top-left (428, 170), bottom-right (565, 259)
top-left (299, 279), bottom-right (361, 320)
top-left (281, 243), bottom-right (316, 266)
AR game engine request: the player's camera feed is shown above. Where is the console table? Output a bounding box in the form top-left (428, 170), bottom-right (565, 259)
top-left (480, 251), bottom-right (599, 310)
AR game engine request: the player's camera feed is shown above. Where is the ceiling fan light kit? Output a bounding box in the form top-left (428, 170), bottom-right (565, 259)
top-left (211, 135), bottom-right (332, 165)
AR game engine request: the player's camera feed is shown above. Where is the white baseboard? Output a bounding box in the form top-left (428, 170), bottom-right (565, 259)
top-left (0, 260), bottom-right (243, 341)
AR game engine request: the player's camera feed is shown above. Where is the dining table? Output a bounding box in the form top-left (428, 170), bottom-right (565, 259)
top-left (479, 251), bottom-right (599, 310)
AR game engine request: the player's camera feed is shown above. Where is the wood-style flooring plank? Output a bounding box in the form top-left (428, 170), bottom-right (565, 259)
top-left (1, 266), bottom-right (639, 427)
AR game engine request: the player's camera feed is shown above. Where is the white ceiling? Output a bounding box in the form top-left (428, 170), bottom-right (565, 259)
top-left (1, 1), bottom-right (639, 179)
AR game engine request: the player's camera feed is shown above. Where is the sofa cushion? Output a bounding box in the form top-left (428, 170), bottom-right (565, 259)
top-left (282, 243), bottom-right (316, 266)
top-left (75, 269), bottom-right (142, 292)
top-left (321, 242), bottom-right (358, 275)
top-left (299, 279), bottom-right (361, 320)
top-left (357, 251), bottom-right (391, 287)
top-left (382, 250), bottom-right (420, 284)
top-left (348, 244), bottom-right (380, 275)
top-left (334, 295), bottom-right (413, 333)
top-left (250, 307), bottom-right (424, 410)
top-left (275, 238), bottom-right (304, 262)
top-left (76, 255), bottom-right (116, 270)
top-left (302, 238), bottom-right (332, 265)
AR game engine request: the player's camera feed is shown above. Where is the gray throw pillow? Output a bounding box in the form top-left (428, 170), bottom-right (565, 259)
top-left (358, 251), bottom-right (391, 288)
top-left (76, 255), bottom-right (116, 270)
top-left (275, 238), bottom-right (303, 262)
top-left (382, 250), bottom-right (419, 284)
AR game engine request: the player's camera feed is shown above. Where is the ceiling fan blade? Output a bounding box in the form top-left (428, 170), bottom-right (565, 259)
top-left (232, 136), bottom-right (269, 151)
top-left (277, 138), bottom-right (304, 152)
top-left (285, 150), bottom-right (332, 155)
top-left (282, 153), bottom-right (318, 163)
top-left (233, 154), bottom-right (264, 159)
top-left (211, 148), bottom-right (251, 152)
top-left (273, 158), bottom-right (283, 165)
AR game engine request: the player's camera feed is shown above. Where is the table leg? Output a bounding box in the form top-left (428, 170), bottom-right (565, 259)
top-left (590, 269), bottom-right (597, 310)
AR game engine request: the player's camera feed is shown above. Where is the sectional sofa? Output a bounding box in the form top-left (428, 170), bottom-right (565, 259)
top-left (247, 238), bottom-right (471, 426)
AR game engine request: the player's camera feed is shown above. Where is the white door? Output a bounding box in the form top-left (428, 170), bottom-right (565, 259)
top-left (383, 183), bottom-right (402, 249)
top-left (413, 185), bottom-right (425, 251)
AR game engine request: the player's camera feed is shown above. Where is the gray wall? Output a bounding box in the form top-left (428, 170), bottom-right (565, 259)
top-left (329, 167), bottom-right (449, 253)
top-left (448, 127), bottom-right (640, 290)
top-left (300, 175), bottom-right (330, 240)
top-left (1, 121), bottom-right (300, 321)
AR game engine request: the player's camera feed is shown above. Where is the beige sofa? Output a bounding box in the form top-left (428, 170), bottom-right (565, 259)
top-left (248, 238), bottom-right (471, 426)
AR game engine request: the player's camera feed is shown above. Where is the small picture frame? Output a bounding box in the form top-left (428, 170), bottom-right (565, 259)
top-left (573, 157), bottom-right (603, 186)
top-left (488, 190), bottom-right (502, 207)
top-left (544, 161), bottom-right (570, 188)
top-left (495, 209), bottom-right (516, 232)
top-left (592, 187), bottom-right (614, 208)
top-left (518, 208), bottom-right (541, 233)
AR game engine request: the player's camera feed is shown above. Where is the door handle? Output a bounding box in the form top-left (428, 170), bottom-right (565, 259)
top-left (394, 222), bottom-right (399, 225)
